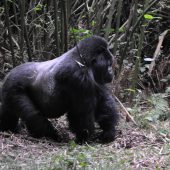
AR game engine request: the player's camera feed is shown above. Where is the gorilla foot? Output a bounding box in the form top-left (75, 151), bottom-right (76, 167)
top-left (99, 131), bottom-right (116, 143)
top-left (25, 115), bottom-right (61, 142)
top-left (0, 114), bottom-right (19, 133)
top-left (75, 129), bottom-right (91, 144)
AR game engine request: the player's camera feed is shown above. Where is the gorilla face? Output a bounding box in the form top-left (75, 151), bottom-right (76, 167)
top-left (91, 47), bottom-right (114, 84)
top-left (77, 36), bottom-right (114, 84)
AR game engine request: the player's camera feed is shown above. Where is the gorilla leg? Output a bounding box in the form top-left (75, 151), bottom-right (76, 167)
top-left (65, 90), bottom-right (96, 143)
top-left (25, 114), bottom-right (60, 140)
top-left (67, 112), bottom-right (95, 143)
top-left (0, 94), bottom-right (60, 141)
top-left (0, 104), bottom-right (19, 132)
top-left (67, 96), bottom-right (96, 143)
top-left (96, 88), bottom-right (119, 143)
top-left (19, 95), bottom-right (61, 141)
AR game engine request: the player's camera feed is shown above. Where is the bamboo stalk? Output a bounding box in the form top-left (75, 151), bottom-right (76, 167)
top-left (62, 0), bottom-right (68, 52)
top-left (113, 0), bottom-right (123, 56)
top-left (53, 0), bottom-right (60, 57)
top-left (19, 0), bottom-right (25, 61)
top-left (4, 0), bottom-right (16, 66)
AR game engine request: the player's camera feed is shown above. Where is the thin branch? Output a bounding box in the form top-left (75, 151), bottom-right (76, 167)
top-left (114, 95), bottom-right (137, 125)
top-left (148, 29), bottom-right (169, 74)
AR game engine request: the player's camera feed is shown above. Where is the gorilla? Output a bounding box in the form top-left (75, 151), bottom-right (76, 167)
top-left (0, 36), bottom-right (119, 143)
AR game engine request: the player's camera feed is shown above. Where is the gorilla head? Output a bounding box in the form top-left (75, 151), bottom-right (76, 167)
top-left (0, 35), bottom-right (119, 143)
top-left (78, 36), bottom-right (114, 84)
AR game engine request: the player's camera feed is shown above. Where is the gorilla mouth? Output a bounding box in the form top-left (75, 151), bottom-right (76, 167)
top-left (105, 66), bottom-right (114, 83)
top-left (108, 66), bottom-right (113, 75)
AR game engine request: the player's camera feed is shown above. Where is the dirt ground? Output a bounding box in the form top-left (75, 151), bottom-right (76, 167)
top-left (0, 115), bottom-right (169, 170)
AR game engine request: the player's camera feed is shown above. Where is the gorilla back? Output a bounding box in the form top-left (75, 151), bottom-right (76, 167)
top-left (0, 36), bottom-right (119, 143)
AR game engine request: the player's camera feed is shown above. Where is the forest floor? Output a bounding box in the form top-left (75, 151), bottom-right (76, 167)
top-left (0, 114), bottom-right (170, 170)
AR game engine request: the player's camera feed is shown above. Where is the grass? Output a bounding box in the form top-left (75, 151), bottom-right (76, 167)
top-left (0, 119), bottom-right (169, 170)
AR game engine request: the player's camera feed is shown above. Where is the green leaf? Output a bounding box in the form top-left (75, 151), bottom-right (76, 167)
top-left (70, 28), bottom-right (79, 33)
top-left (125, 89), bottom-right (136, 93)
top-left (34, 4), bottom-right (42, 11)
top-left (80, 161), bottom-right (88, 167)
top-left (119, 26), bottom-right (125, 33)
top-left (91, 20), bottom-right (96, 27)
top-left (144, 14), bottom-right (154, 20)
top-left (102, 28), bottom-right (115, 34)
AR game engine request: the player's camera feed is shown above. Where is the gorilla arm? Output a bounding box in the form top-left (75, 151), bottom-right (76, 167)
top-left (65, 67), bottom-right (96, 143)
top-left (67, 97), bottom-right (95, 143)
top-left (95, 86), bottom-right (119, 143)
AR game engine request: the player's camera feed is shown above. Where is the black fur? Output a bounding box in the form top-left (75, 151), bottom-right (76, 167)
top-left (0, 36), bottom-right (119, 143)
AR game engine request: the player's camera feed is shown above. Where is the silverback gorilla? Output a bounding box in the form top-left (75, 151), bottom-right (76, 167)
top-left (0, 36), bottom-right (119, 143)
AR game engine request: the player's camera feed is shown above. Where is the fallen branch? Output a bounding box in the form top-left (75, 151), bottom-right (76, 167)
top-left (149, 29), bottom-right (169, 74)
top-left (114, 95), bottom-right (137, 125)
